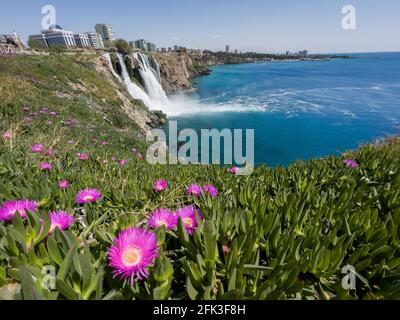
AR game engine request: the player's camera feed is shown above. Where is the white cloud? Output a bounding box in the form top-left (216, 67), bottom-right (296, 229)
top-left (211, 34), bottom-right (222, 39)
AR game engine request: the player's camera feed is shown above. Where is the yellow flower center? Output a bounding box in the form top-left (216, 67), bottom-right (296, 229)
top-left (122, 247), bottom-right (142, 267)
top-left (183, 217), bottom-right (194, 228)
top-left (156, 219), bottom-right (168, 228)
top-left (49, 223), bottom-right (62, 233)
top-left (83, 195), bottom-right (94, 202)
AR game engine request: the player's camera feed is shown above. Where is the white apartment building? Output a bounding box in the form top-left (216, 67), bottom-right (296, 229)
top-left (95, 24), bottom-right (116, 43)
top-left (85, 32), bottom-right (105, 49)
top-left (42, 26), bottom-right (76, 47)
top-left (74, 33), bottom-right (91, 47)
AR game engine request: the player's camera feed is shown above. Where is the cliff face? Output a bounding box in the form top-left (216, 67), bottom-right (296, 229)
top-left (152, 52), bottom-right (219, 94)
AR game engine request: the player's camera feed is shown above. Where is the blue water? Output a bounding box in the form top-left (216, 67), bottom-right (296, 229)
top-left (168, 52), bottom-right (400, 166)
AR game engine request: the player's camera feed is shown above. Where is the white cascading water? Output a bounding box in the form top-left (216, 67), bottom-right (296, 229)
top-left (106, 52), bottom-right (239, 116)
top-left (115, 53), bottom-right (156, 109)
top-left (133, 52), bottom-right (173, 114)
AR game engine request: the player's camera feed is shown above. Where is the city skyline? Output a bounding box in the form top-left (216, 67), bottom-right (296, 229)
top-left (0, 0), bottom-right (399, 53)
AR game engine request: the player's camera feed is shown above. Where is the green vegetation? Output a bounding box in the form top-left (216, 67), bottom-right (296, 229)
top-left (0, 54), bottom-right (400, 300)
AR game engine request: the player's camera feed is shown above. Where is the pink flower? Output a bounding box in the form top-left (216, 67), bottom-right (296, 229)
top-left (203, 185), bottom-right (218, 198)
top-left (153, 179), bottom-right (168, 192)
top-left (76, 189), bottom-right (101, 204)
top-left (108, 227), bottom-right (159, 284)
top-left (229, 167), bottom-right (240, 175)
top-left (119, 159), bottom-right (128, 167)
top-left (58, 180), bottom-right (70, 190)
top-left (2, 131), bottom-right (13, 140)
top-left (148, 209), bottom-right (177, 230)
top-left (39, 162), bottom-right (52, 171)
top-left (23, 106), bottom-right (30, 112)
top-left (0, 200), bottom-right (38, 221)
top-left (101, 141), bottom-right (109, 146)
top-left (31, 144), bottom-right (45, 153)
top-left (49, 211), bottom-right (74, 233)
top-left (343, 159), bottom-right (359, 169)
top-left (187, 184), bottom-right (203, 197)
top-left (176, 206), bottom-right (203, 235)
top-left (45, 148), bottom-right (55, 156)
top-left (78, 153), bottom-right (89, 161)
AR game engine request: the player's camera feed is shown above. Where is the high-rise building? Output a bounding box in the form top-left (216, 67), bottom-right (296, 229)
top-left (173, 45), bottom-right (179, 51)
top-left (134, 39), bottom-right (148, 51)
top-left (225, 45), bottom-right (230, 53)
top-left (85, 32), bottom-right (104, 49)
top-left (95, 24), bottom-right (116, 43)
top-left (74, 33), bottom-right (91, 47)
top-left (129, 41), bottom-right (136, 49)
top-left (147, 42), bottom-right (157, 52)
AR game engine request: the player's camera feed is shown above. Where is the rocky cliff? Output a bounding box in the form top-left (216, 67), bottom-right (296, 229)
top-left (151, 51), bottom-right (220, 94)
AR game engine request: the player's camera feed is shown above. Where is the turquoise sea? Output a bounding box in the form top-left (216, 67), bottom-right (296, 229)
top-left (167, 52), bottom-right (400, 166)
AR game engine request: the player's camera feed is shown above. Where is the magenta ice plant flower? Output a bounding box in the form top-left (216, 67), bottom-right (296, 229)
top-left (49, 211), bottom-right (74, 233)
top-left (58, 180), bottom-right (70, 190)
top-left (187, 184), bottom-right (203, 197)
top-left (108, 227), bottom-right (159, 284)
top-left (78, 153), bottom-right (89, 161)
top-left (153, 179), bottom-right (168, 192)
top-left (148, 209), bottom-right (177, 230)
top-left (39, 162), bottom-right (52, 171)
top-left (229, 167), bottom-right (240, 175)
top-left (0, 200), bottom-right (38, 221)
top-left (119, 159), bottom-right (128, 167)
top-left (203, 184), bottom-right (219, 198)
top-left (176, 206), bottom-right (203, 235)
top-left (343, 159), bottom-right (359, 169)
top-left (2, 131), bottom-right (13, 140)
top-left (31, 144), bottom-right (45, 153)
top-left (76, 188), bottom-right (101, 204)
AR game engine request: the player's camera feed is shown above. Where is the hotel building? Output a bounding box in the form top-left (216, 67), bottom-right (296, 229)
top-left (95, 24), bottom-right (116, 43)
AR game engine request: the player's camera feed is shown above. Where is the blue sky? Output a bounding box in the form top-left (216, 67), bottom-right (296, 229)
top-left (0, 0), bottom-right (399, 53)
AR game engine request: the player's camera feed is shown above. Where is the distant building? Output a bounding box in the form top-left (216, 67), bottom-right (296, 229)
top-left (95, 24), bottom-right (116, 43)
top-left (74, 33), bottom-right (90, 47)
top-left (168, 47), bottom-right (172, 52)
top-left (147, 42), bottom-right (157, 52)
top-left (129, 41), bottom-right (136, 49)
top-left (135, 39), bottom-right (148, 51)
top-left (85, 32), bottom-right (104, 49)
top-left (28, 33), bottom-right (48, 48)
top-left (298, 50), bottom-right (308, 57)
top-left (235, 49), bottom-right (238, 54)
top-left (173, 45), bottom-right (179, 51)
top-left (161, 47), bottom-right (167, 53)
top-left (42, 25), bottom-right (76, 47)
top-left (225, 45), bottom-right (230, 53)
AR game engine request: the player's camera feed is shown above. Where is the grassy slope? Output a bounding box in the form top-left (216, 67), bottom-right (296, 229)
top-left (0, 54), bottom-right (400, 300)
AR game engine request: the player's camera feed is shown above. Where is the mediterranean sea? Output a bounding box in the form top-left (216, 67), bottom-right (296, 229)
top-left (167, 52), bottom-right (400, 166)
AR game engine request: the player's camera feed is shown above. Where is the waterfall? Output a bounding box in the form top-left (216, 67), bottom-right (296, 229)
top-left (133, 52), bottom-right (172, 113)
top-left (106, 52), bottom-right (206, 116)
top-left (116, 53), bottom-right (157, 109)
